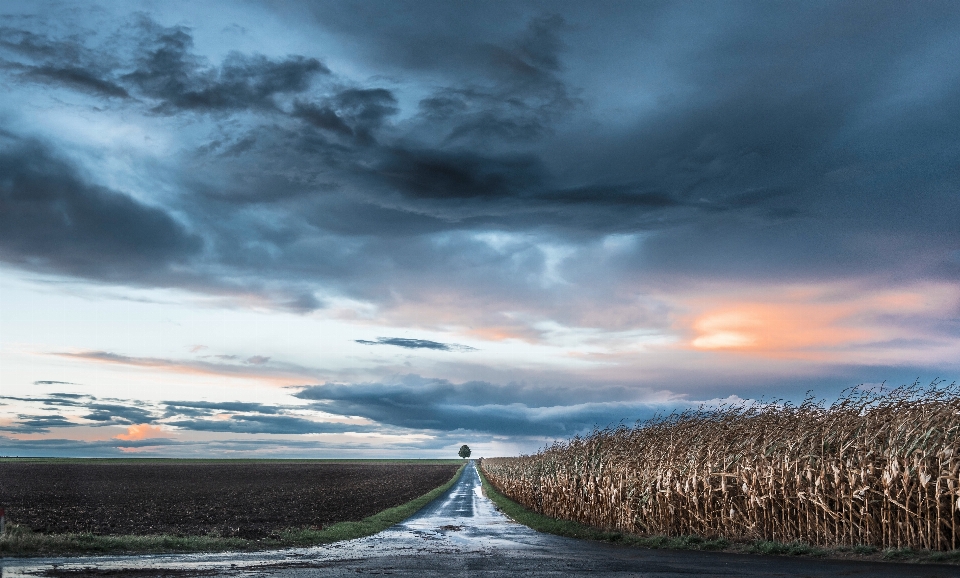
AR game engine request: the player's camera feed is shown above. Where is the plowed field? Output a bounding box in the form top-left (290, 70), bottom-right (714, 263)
top-left (0, 461), bottom-right (460, 538)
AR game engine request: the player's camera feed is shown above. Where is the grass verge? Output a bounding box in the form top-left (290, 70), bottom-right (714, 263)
top-left (0, 462), bottom-right (466, 558)
top-left (475, 465), bottom-right (960, 564)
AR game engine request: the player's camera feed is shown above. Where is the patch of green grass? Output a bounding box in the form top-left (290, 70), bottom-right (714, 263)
top-left (883, 547), bottom-right (919, 560)
top-left (748, 540), bottom-right (826, 557)
top-left (925, 550), bottom-right (960, 563)
top-left (0, 463), bottom-right (465, 557)
top-left (638, 534), bottom-right (731, 551)
top-left (878, 547), bottom-right (960, 562)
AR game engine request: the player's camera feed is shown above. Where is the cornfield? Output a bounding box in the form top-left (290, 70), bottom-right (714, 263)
top-left (481, 381), bottom-right (960, 550)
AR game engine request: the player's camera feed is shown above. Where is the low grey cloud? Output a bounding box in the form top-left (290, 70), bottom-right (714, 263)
top-left (162, 400), bottom-right (285, 417)
top-left (82, 403), bottom-right (156, 425)
top-left (0, 393), bottom-right (90, 407)
top-left (295, 376), bottom-right (664, 436)
top-left (0, 433), bottom-right (451, 458)
top-left (0, 435), bottom-right (192, 458)
top-left (0, 394), bottom-right (156, 426)
top-left (0, 391), bottom-right (372, 437)
top-left (0, 136), bottom-right (202, 281)
top-left (33, 381), bottom-right (78, 386)
top-left (1, 377), bottom-right (665, 439)
top-left (0, 414), bottom-right (78, 433)
top-left (166, 415), bottom-right (370, 435)
top-left (355, 337), bottom-right (477, 352)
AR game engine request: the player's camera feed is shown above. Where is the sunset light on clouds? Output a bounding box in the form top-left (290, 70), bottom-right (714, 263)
top-left (1, 1), bottom-right (959, 457)
top-left (115, 424), bottom-right (170, 442)
top-left (687, 282), bottom-right (960, 362)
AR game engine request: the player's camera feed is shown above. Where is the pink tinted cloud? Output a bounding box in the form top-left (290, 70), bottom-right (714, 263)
top-left (683, 282), bottom-right (960, 364)
top-left (115, 423), bottom-right (169, 441)
top-left (51, 350), bottom-right (318, 385)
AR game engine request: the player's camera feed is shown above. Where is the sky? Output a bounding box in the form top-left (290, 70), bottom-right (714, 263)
top-left (1, 1), bottom-right (959, 458)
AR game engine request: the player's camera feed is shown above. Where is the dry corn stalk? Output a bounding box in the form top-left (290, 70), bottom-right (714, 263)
top-left (481, 380), bottom-right (960, 550)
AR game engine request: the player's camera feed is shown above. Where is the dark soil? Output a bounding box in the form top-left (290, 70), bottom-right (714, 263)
top-left (38, 569), bottom-right (221, 578)
top-left (0, 461), bottom-right (460, 538)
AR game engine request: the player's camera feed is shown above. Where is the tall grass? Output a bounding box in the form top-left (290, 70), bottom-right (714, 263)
top-left (481, 381), bottom-right (960, 550)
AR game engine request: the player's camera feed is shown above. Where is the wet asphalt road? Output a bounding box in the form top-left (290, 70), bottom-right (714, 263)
top-left (3, 461), bottom-right (958, 577)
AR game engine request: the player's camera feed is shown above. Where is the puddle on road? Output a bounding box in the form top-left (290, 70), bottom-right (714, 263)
top-left (437, 525), bottom-right (462, 532)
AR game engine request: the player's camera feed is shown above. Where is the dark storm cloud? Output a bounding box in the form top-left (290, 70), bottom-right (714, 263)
top-left (377, 148), bottom-right (543, 200)
top-left (355, 337), bottom-right (477, 352)
top-left (295, 377), bottom-right (661, 436)
top-left (0, 137), bottom-right (202, 280)
top-left (301, 200), bottom-right (452, 237)
top-left (0, 26), bottom-right (129, 98)
top-left (299, 6), bottom-right (574, 137)
top-left (1, 2), bottom-right (960, 322)
top-left (292, 88), bottom-right (398, 145)
top-left (0, 26), bottom-right (71, 59)
top-left (0, 8), bottom-right (706, 305)
top-left (1, 18), bottom-right (328, 112)
top-left (284, 2), bottom-right (960, 239)
top-left (292, 100), bottom-right (353, 136)
top-left (123, 19), bottom-right (328, 113)
top-left (22, 65), bottom-right (130, 97)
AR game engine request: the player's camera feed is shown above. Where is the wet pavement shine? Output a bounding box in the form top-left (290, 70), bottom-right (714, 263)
top-left (3, 461), bottom-right (958, 577)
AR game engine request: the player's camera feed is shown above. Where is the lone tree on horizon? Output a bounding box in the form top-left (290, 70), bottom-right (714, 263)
top-left (458, 444), bottom-right (471, 459)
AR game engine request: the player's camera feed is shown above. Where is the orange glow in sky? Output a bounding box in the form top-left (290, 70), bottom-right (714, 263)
top-left (687, 283), bottom-right (960, 361)
top-left (115, 424), bottom-right (170, 441)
